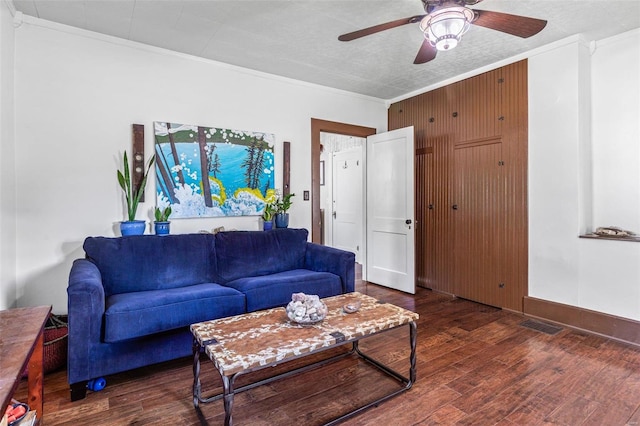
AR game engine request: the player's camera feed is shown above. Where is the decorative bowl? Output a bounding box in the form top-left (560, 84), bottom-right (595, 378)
top-left (7, 402), bottom-right (29, 426)
top-left (286, 293), bottom-right (328, 324)
top-left (343, 300), bottom-right (362, 314)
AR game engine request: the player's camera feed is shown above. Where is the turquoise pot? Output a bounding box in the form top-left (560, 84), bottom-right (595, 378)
top-left (275, 213), bottom-right (289, 228)
top-left (154, 221), bottom-right (170, 235)
top-left (120, 220), bottom-right (146, 236)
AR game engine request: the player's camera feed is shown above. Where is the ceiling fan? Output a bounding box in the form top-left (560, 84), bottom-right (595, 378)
top-left (338, 0), bottom-right (547, 64)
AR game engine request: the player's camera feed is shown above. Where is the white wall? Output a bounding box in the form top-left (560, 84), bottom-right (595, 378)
top-left (0, 3), bottom-right (16, 310)
top-left (592, 33), bottom-right (640, 230)
top-left (10, 16), bottom-right (387, 313)
top-left (529, 30), bottom-right (640, 320)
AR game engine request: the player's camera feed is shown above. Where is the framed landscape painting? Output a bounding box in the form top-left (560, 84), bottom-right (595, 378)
top-left (154, 121), bottom-right (276, 218)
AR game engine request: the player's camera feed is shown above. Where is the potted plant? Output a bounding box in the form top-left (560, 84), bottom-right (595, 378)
top-left (275, 193), bottom-right (295, 228)
top-left (117, 151), bottom-right (155, 236)
top-left (261, 202), bottom-right (276, 231)
top-left (154, 206), bottom-right (172, 235)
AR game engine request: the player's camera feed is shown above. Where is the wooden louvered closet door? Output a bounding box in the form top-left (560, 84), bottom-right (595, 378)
top-left (453, 138), bottom-right (504, 308)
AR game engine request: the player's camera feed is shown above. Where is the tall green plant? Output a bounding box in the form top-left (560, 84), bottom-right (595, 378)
top-left (117, 151), bottom-right (155, 221)
top-left (275, 193), bottom-right (295, 214)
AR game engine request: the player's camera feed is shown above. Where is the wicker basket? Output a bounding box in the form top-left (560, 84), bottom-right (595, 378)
top-left (43, 315), bottom-right (68, 373)
top-left (22, 314), bottom-right (68, 377)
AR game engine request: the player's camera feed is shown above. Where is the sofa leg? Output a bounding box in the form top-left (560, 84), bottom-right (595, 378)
top-left (70, 381), bottom-right (87, 401)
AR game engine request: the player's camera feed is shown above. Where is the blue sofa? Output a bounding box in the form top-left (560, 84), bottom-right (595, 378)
top-left (67, 228), bottom-right (354, 401)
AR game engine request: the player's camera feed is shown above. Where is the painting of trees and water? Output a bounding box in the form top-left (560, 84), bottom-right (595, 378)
top-left (154, 121), bottom-right (275, 218)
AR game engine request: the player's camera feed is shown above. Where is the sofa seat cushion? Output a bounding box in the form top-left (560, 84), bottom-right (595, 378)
top-left (223, 269), bottom-right (342, 312)
top-left (104, 283), bottom-right (245, 342)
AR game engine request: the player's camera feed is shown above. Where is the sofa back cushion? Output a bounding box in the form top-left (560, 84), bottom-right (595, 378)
top-left (84, 234), bottom-right (216, 297)
top-left (215, 228), bottom-right (308, 283)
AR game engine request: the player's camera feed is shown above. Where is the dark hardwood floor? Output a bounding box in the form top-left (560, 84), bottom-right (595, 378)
top-left (15, 280), bottom-right (640, 425)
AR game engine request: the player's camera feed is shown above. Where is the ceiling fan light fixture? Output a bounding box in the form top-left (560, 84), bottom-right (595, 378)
top-left (420, 6), bottom-right (475, 51)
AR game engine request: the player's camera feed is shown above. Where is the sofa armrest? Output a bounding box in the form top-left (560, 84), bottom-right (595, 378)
top-left (67, 258), bottom-right (106, 384)
top-left (304, 243), bottom-right (355, 293)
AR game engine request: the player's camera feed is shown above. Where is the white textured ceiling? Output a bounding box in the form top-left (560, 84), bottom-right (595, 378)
top-left (10, 0), bottom-right (640, 100)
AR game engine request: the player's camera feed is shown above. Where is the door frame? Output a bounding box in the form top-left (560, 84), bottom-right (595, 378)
top-left (311, 119), bottom-right (376, 243)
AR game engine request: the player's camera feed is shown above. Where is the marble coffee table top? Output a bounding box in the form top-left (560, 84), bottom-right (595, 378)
top-left (191, 291), bottom-right (419, 376)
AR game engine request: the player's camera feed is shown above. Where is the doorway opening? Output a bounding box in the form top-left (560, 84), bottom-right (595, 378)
top-left (320, 133), bottom-right (365, 263)
top-left (310, 119), bottom-right (376, 244)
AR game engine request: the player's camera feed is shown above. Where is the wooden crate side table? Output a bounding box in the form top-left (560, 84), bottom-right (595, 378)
top-left (0, 305), bottom-right (51, 424)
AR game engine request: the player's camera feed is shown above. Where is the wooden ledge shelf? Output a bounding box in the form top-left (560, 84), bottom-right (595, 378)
top-left (580, 234), bottom-right (640, 242)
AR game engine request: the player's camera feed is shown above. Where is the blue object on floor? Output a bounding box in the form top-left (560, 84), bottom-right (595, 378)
top-left (87, 377), bottom-right (106, 392)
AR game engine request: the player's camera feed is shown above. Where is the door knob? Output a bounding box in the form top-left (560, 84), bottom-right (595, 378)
top-left (405, 219), bottom-right (412, 224)
top-left (428, 204), bottom-right (434, 210)
top-left (452, 204), bottom-right (458, 210)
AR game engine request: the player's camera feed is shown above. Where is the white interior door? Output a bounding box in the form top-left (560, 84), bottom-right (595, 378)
top-left (332, 147), bottom-right (363, 263)
top-left (366, 126), bottom-right (415, 294)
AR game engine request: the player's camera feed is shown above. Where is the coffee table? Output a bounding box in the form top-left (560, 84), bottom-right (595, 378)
top-left (191, 291), bottom-right (418, 425)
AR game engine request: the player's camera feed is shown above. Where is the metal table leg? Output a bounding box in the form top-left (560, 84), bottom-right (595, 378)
top-left (192, 338), bottom-right (202, 408)
top-left (325, 321), bottom-right (417, 425)
top-left (222, 375), bottom-right (234, 426)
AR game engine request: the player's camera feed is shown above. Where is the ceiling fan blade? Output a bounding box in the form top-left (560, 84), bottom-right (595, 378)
top-left (472, 10), bottom-right (547, 38)
top-left (414, 39), bottom-right (437, 64)
top-left (338, 15), bottom-right (425, 41)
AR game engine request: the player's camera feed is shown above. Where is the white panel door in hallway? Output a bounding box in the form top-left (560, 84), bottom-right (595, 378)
top-left (332, 146), bottom-right (363, 263)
